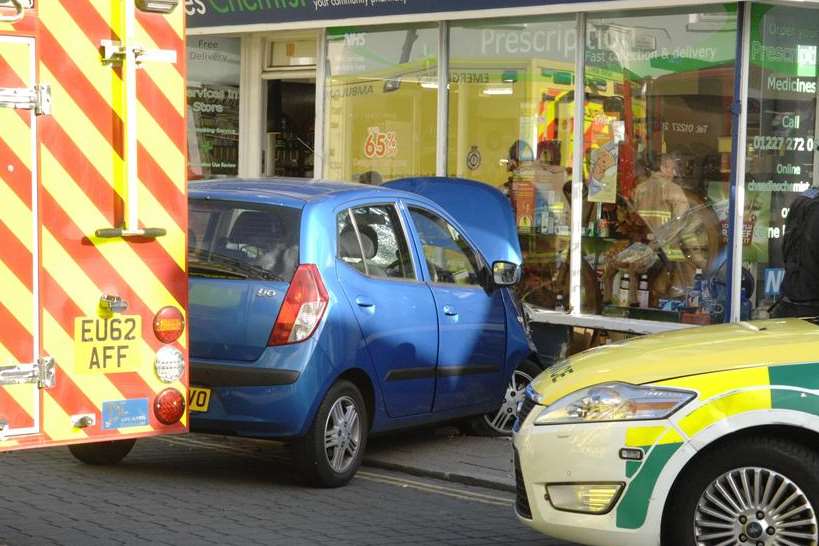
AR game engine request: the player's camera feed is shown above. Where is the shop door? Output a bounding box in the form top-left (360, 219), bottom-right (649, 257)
top-left (0, 35), bottom-right (43, 437)
top-left (265, 79), bottom-right (316, 178)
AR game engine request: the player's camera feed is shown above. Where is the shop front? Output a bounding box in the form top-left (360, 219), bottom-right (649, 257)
top-left (186, 0), bottom-right (819, 348)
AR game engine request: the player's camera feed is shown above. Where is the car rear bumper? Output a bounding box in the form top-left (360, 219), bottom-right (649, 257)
top-left (189, 342), bottom-right (323, 439)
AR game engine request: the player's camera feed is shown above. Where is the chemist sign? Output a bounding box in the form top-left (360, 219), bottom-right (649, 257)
top-left (186, 0), bottom-right (603, 29)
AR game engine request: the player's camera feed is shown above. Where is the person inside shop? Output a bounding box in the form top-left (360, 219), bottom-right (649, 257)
top-left (628, 152), bottom-right (696, 299)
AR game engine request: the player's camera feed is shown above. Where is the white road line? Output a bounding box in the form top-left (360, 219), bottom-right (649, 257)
top-left (154, 436), bottom-right (514, 507)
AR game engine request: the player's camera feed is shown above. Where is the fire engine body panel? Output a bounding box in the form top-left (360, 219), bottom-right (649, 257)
top-left (0, 0), bottom-right (188, 450)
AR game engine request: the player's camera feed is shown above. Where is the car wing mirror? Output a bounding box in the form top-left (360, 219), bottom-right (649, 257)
top-left (492, 261), bottom-right (521, 287)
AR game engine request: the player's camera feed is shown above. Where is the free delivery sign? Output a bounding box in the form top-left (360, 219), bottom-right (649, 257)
top-left (186, 0), bottom-right (600, 28)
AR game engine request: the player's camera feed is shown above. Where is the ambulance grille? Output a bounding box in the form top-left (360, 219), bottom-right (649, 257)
top-left (514, 448), bottom-right (532, 519)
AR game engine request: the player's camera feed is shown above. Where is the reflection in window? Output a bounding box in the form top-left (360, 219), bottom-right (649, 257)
top-left (582, 6), bottom-right (737, 324)
top-left (324, 25), bottom-right (438, 183)
top-left (447, 16), bottom-right (578, 309)
top-left (410, 208), bottom-right (482, 286)
top-left (744, 4), bottom-right (819, 318)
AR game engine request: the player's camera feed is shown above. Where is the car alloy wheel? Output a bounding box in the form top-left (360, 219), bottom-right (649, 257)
top-left (483, 367), bottom-right (535, 435)
top-left (324, 395), bottom-right (361, 474)
top-left (694, 466), bottom-right (818, 546)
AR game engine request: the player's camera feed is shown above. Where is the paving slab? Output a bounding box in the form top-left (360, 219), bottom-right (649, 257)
top-left (364, 427), bottom-right (515, 492)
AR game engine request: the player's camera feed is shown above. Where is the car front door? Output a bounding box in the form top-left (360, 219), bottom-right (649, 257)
top-left (405, 206), bottom-right (507, 413)
top-left (336, 203), bottom-right (438, 418)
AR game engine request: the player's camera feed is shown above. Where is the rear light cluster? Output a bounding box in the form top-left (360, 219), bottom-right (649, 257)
top-left (152, 306), bottom-right (186, 425)
top-left (154, 388), bottom-right (185, 425)
top-left (269, 264), bottom-right (329, 346)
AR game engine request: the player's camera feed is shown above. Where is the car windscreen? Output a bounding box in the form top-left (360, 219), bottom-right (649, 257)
top-left (188, 199), bottom-right (301, 282)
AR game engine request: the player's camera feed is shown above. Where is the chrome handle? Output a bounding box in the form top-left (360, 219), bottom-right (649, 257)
top-left (355, 297), bottom-right (374, 308)
top-left (443, 305), bottom-right (458, 317)
top-left (0, 0), bottom-right (24, 23)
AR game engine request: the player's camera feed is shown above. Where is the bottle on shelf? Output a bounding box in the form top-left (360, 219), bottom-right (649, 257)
top-left (618, 273), bottom-right (631, 307)
top-left (687, 268), bottom-right (704, 310)
top-left (638, 274), bottom-right (650, 309)
top-left (555, 294), bottom-right (565, 312)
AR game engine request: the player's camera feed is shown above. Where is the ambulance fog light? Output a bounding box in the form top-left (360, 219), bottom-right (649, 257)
top-left (154, 346), bottom-right (185, 383)
top-left (153, 306), bottom-right (185, 343)
top-left (154, 388), bottom-right (185, 425)
top-left (136, 0), bottom-right (178, 13)
top-left (546, 483), bottom-right (624, 514)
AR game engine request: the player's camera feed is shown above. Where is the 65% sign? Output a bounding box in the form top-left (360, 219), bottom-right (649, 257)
top-left (364, 127), bottom-right (398, 159)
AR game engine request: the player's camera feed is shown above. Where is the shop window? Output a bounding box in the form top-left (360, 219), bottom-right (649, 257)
top-left (324, 25), bottom-right (438, 184)
top-left (186, 36), bottom-right (241, 180)
top-left (581, 6), bottom-right (737, 324)
top-left (447, 16), bottom-right (579, 310)
top-left (744, 3), bottom-right (819, 318)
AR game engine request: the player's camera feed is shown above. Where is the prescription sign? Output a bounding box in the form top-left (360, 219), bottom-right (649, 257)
top-left (74, 316), bottom-right (143, 375)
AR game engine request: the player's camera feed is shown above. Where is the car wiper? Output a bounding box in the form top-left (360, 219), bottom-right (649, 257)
top-left (188, 261), bottom-right (248, 279)
top-left (207, 254), bottom-right (287, 282)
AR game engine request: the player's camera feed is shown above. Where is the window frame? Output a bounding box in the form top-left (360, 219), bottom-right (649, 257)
top-left (406, 205), bottom-right (486, 288)
top-left (335, 201), bottom-right (419, 283)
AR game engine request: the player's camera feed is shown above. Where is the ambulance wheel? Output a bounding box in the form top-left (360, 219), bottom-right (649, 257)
top-left (472, 358), bottom-right (541, 437)
top-left (662, 435), bottom-right (819, 546)
top-left (293, 380), bottom-right (367, 488)
top-left (68, 439), bottom-right (136, 465)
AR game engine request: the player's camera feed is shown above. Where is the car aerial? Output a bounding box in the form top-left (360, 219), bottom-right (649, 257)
top-left (514, 317), bottom-right (819, 546)
top-left (187, 177), bottom-right (540, 487)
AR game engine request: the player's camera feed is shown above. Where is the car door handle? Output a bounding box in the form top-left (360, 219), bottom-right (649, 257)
top-left (355, 296), bottom-right (375, 308)
top-left (443, 305), bottom-right (458, 316)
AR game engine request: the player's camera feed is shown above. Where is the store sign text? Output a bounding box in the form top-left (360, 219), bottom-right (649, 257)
top-left (364, 127), bottom-right (398, 159)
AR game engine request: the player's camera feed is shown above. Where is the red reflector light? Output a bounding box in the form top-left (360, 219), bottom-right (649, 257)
top-left (269, 264), bottom-right (329, 346)
top-left (154, 388), bottom-right (185, 425)
top-left (153, 306), bottom-right (185, 343)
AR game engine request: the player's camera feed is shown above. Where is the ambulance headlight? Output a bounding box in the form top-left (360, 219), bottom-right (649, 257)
top-left (546, 482), bottom-right (624, 514)
top-left (155, 346), bottom-right (185, 383)
top-left (533, 382), bottom-right (695, 425)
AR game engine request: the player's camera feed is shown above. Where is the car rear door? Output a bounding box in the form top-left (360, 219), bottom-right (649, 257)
top-left (336, 202), bottom-right (438, 418)
top-left (404, 205), bottom-right (507, 413)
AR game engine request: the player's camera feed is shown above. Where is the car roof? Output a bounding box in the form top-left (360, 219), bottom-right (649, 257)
top-left (188, 178), bottom-right (406, 208)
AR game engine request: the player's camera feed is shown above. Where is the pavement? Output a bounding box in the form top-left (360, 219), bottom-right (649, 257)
top-left (365, 426), bottom-right (515, 492)
top-left (0, 433), bottom-right (576, 546)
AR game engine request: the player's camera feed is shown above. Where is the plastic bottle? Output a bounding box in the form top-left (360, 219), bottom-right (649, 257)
top-left (555, 294), bottom-right (565, 312)
top-left (619, 273), bottom-right (630, 307)
top-left (638, 274), bottom-right (650, 308)
top-left (688, 268), bottom-right (703, 310)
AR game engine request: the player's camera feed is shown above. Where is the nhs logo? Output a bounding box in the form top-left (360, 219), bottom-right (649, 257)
top-left (764, 267), bottom-right (786, 298)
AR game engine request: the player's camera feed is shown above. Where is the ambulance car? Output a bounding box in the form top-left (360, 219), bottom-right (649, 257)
top-left (514, 318), bottom-right (819, 546)
top-left (0, 0), bottom-right (188, 463)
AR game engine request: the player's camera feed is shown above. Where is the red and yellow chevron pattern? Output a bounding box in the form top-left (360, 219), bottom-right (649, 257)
top-left (0, 1), bottom-right (188, 450)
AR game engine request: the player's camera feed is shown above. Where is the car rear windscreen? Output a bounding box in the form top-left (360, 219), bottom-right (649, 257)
top-left (188, 199), bottom-right (301, 282)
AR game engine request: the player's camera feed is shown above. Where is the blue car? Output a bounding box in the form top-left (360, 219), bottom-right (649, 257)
top-left (187, 177), bottom-right (539, 487)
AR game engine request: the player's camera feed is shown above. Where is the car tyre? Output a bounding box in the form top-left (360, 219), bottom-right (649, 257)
top-left (294, 380), bottom-right (368, 488)
top-left (662, 435), bottom-right (819, 546)
top-left (68, 439), bottom-right (136, 465)
top-left (470, 358), bottom-right (541, 437)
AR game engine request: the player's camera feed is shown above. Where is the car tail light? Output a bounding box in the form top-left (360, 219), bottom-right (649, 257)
top-left (269, 264), bottom-right (329, 346)
top-left (153, 306), bottom-right (185, 343)
top-left (154, 388), bottom-right (185, 425)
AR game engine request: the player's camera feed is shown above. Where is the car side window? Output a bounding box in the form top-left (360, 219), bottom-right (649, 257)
top-left (408, 207), bottom-right (482, 286)
top-left (337, 205), bottom-right (415, 280)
